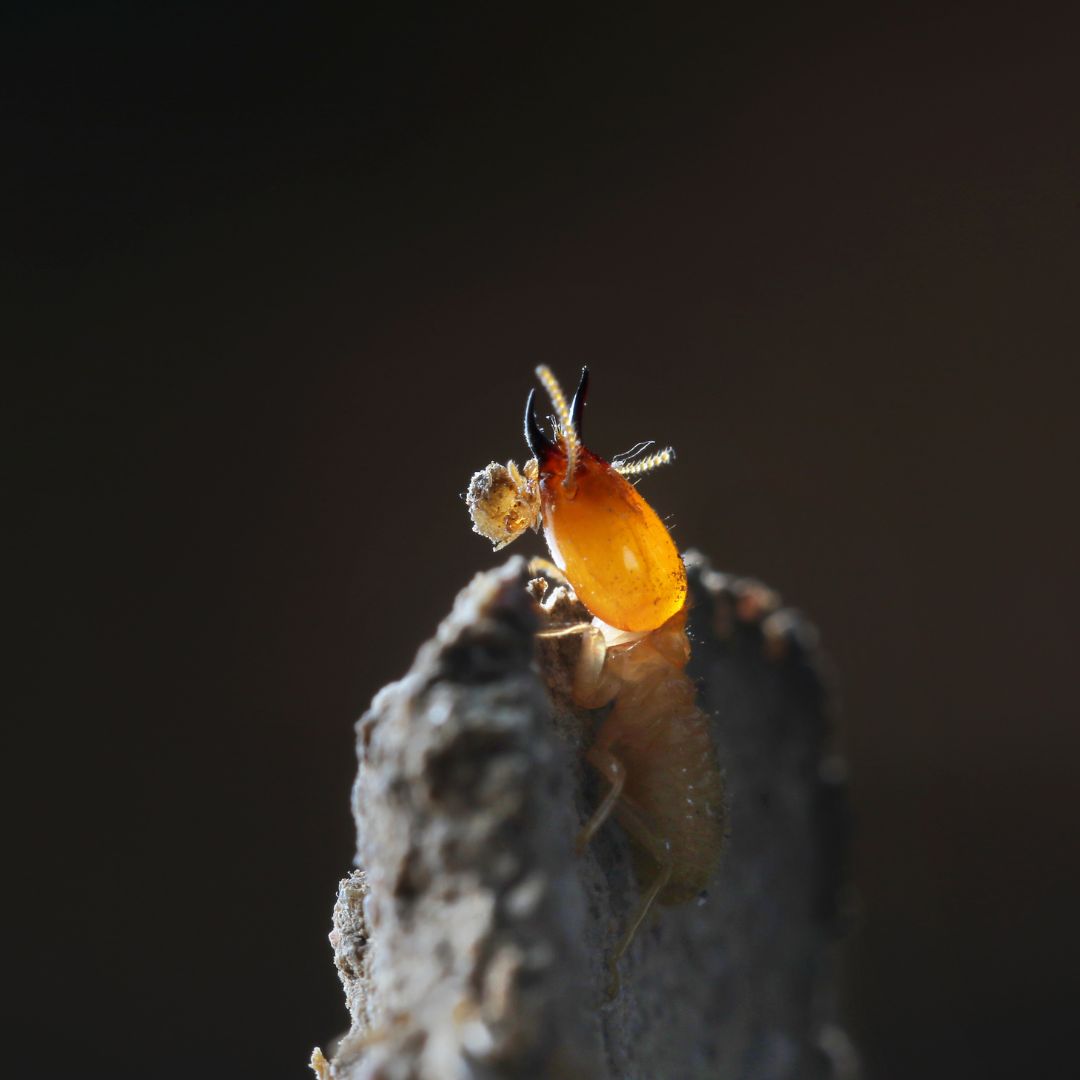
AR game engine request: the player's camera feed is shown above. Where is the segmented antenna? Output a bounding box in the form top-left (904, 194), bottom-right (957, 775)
top-left (613, 446), bottom-right (677, 477)
top-left (535, 364), bottom-right (581, 489)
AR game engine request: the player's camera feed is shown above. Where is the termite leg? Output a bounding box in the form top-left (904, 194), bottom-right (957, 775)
top-left (601, 789), bottom-right (675, 999)
top-left (576, 745), bottom-right (626, 855)
top-left (610, 798), bottom-right (673, 960)
top-left (535, 622), bottom-right (594, 639)
top-left (534, 620), bottom-right (613, 708)
top-left (527, 556), bottom-right (569, 585)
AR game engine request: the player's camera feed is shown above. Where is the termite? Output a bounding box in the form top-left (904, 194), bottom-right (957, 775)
top-left (466, 365), bottom-right (726, 992)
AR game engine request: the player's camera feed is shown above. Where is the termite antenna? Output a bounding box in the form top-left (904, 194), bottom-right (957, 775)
top-left (524, 388), bottom-right (555, 460)
top-left (613, 446), bottom-right (677, 477)
top-left (535, 364), bottom-right (581, 490)
top-left (569, 366), bottom-right (590, 440)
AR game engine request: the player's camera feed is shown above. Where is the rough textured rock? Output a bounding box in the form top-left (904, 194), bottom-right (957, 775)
top-left (315, 553), bottom-right (856, 1080)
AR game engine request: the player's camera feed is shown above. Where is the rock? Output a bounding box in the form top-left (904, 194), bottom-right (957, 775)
top-left (315, 553), bottom-right (855, 1079)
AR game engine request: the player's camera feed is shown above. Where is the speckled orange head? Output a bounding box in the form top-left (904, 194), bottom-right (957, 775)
top-left (467, 366), bottom-right (686, 632)
top-left (523, 367), bottom-right (686, 633)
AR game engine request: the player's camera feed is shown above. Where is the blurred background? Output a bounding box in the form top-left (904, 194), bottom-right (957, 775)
top-left (9, 3), bottom-right (1078, 1077)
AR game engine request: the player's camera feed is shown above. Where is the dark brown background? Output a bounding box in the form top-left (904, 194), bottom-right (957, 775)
top-left (10, 3), bottom-right (1079, 1078)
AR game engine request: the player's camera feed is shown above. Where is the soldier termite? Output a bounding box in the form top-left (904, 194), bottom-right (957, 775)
top-left (466, 365), bottom-right (726, 994)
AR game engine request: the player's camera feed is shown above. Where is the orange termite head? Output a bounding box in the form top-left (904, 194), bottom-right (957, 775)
top-left (467, 366), bottom-right (685, 632)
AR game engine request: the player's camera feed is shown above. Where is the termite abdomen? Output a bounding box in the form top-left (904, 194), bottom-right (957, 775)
top-left (591, 621), bottom-right (726, 905)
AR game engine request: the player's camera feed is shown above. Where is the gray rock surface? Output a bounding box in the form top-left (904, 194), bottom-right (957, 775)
top-left (316, 553), bottom-right (855, 1080)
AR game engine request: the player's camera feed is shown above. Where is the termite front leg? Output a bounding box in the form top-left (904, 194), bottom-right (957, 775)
top-left (535, 619), bottom-right (617, 710)
top-left (527, 555), bottom-right (569, 585)
top-left (534, 621), bottom-right (621, 850)
top-left (535, 621), bottom-right (594, 640)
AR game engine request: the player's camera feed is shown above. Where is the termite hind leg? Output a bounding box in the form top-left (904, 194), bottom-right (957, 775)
top-left (604, 798), bottom-right (674, 1000)
top-left (576, 745), bottom-right (626, 855)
